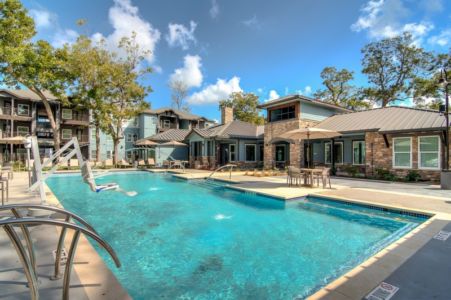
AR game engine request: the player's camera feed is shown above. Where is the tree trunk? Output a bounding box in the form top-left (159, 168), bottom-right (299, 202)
top-left (34, 89), bottom-right (60, 152)
top-left (95, 125), bottom-right (101, 163)
top-left (113, 138), bottom-right (119, 166)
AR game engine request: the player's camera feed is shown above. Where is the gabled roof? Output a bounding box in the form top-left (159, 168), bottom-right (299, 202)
top-left (0, 89), bottom-right (58, 101)
top-left (142, 107), bottom-right (213, 122)
top-left (191, 120), bottom-right (264, 139)
top-left (257, 94), bottom-right (351, 113)
top-left (146, 129), bottom-right (191, 142)
top-left (316, 106), bottom-right (448, 133)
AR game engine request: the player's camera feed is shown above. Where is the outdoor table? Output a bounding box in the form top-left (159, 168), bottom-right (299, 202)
top-left (300, 168), bottom-right (323, 187)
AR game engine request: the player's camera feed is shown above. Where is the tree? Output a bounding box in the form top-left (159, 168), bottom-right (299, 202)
top-left (170, 80), bottom-right (190, 112)
top-left (314, 66), bottom-right (369, 110)
top-left (0, 0), bottom-right (72, 152)
top-left (99, 34), bottom-right (151, 165)
top-left (413, 53), bottom-right (451, 110)
top-left (219, 92), bottom-right (264, 125)
top-left (361, 32), bottom-right (430, 107)
top-left (67, 36), bottom-right (113, 162)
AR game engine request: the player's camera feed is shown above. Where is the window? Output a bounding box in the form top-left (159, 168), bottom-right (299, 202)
top-left (133, 134), bottom-right (138, 142)
top-left (325, 142), bottom-right (343, 164)
top-left (91, 129), bottom-right (96, 140)
top-left (245, 144), bottom-right (256, 162)
top-left (353, 141), bottom-right (366, 165)
top-left (275, 145), bottom-right (286, 162)
top-left (393, 137), bottom-right (412, 168)
top-left (419, 136), bottom-right (440, 169)
top-left (229, 144), bottom-right (236, 162)
top-left (17, 104), bottom-right (29, 116)
top-left (133, 117), bottom-right (139, 127)
top-left (16, 126), bottom-right (29, 136)
top-left (106, 150), bottom-right (112, 159)
top-left (91, 150), bottom-right (97, 160)
top-left (62, 109), bottom-right (73, 120)
top-left (126, 133), bottom-right (133, 142)
top-left (163, 119), bottom-right (171, 128)
top-left (269, 105), bottom-right (296, 122)
top-left (62, 129), bottom-right (72, 140)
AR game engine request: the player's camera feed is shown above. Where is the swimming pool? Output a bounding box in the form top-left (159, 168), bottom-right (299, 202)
top-left (47, 171), bottom-right (426, 299)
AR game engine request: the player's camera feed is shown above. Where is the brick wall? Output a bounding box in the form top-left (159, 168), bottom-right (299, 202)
top-left (221, 106), bottom-right (233, 124)
top-left (263, 118), bottom-right (319, 168)
top-left (365, 131), bottom-right (450, 182)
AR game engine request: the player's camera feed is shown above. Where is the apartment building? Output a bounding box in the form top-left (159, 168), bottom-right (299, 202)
top-left (0, 89), bottom-right (90, 162)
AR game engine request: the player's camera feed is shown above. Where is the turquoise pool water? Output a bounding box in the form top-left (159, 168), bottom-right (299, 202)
top-left (47, 172), bottom-right (425, 299)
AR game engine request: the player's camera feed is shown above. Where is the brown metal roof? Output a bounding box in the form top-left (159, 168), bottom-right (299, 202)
top-left (147, 129), bottom-right (191, 142)
top-left (0, 89), bottom-right (58, 101)
top-left (257, 94), bottom-right (351, 112)
top-left (142, 107), bottom-right (213, 122)
top-left (316, 106), bottom-right (448, 133)
top-left (191, 120), bottom-right (264, 139)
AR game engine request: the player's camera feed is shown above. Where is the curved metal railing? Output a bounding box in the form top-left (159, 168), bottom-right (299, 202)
top-left (207, 164), bottom-right (237, 180)
top-left (0, 204), bottom-right (97, 280)
top-left (0, 206), bottom-right (121, 300)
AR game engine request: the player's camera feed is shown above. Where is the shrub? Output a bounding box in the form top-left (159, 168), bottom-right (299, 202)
top-left (406, 170), bottom-right (421, 182)
top-left (375, 168), bottom-right (397, 181)
top-left (344, 165), bottom-right (359, 177)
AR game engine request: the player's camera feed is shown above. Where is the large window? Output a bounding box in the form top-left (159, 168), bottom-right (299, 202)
top-left (62, 129), bottom-right (72, 140)
top-left (275, 144), bottom-right (286, 162)
top-left (17, 104), bottom-right (30, 116)
top-left (62, 108), bottom-right (73, 120)
top-left (393, 137), bottom-right (412, 168)
top-left (419, 136), bottom-right (440, 170)
top-left (229, 144), bottom-right (236, 162)
top-left (269, 105), bottom-right (296, 122)
top-left (325, 142), bottom-right (343, 164)
top-left (245, 144), bottom-right (256, 162)
top-left (353, 141), bottom-right (366, 165)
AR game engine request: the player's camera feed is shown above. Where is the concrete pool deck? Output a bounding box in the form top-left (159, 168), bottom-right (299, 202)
top-left (1, 169), bottom-right (450, 299)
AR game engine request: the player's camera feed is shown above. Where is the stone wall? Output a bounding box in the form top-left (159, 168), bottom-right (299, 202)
top-left (263, 118), bottom-right (319, 168)
top-left (221, 106), bottom-right (234, 124)
top-left (365, 131), bottom-right (450, 182)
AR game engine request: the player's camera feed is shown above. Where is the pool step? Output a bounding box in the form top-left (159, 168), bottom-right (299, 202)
top-left (190, 179), bottom-right (227, 190)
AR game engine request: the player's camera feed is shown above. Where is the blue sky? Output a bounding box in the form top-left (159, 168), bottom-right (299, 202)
top-left (22, 0), bottom-right (451, 121)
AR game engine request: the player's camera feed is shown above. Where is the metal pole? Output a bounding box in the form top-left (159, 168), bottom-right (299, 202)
top-left (444, 74), bottom-right (449, 171)
top-left (62, 230), bottom-right (80, 300)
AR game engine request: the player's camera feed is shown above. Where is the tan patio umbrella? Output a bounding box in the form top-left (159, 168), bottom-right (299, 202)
top-left (279, 127), bottom-right (341, 167)
top-left (134, 139), bottom-right (158, 147)
top-left (159, 141), bottom-right (188, 147)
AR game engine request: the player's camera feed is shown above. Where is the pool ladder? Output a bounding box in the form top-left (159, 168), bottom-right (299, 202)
top-left (0, 204), bottom-right (121, 300)
top-left (206, 164), bottom-right (237, 180)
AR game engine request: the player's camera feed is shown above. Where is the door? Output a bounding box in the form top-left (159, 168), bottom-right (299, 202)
top-left (220, 144), bottom-right (229, 165)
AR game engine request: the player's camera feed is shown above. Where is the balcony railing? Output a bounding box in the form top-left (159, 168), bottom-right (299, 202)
top-left (61, 134), bottom-right (89, 143)
top-left (0, 106), bottom-right (32, 117)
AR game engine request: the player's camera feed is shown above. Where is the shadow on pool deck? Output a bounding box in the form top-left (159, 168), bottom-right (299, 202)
top-left (308, 217), bottom-right (451, 300)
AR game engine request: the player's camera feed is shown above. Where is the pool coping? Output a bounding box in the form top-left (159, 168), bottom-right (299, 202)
top-left (47, 170), bottom-right (450, 300)
top-left (43, 183), bottom-right (132, 300)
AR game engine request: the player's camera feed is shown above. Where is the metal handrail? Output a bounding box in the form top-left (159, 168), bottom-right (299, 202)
top-left (0, 217), bottom-right (121, 300)
top-left (207, 164), bottom-right (237, 180)
top-left (0, 204), bottom-right (97, 280)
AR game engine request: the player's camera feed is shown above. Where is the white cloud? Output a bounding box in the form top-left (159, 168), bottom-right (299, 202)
top-left (351, 0), bottom-right (434, 44)
top-left (210, 0), bottom-right (219, 19)
top-left (264, 90), bottom-right (280, 102)
top-left (428, 29), bottom-right (451, 46)
top-left (92, 0), bottom-right (161, 63)
top-left (187, 77), bottom-right (242, 105)
top-left (29, 9), bottom-right (55, 29)
top-left (296, 86), bottom-right (313, 96)
top-left (420, 0), bottom-right (443, 14)
top-left (52, 29), bottom-right (79, 48)
top-left (166, 21), bottom-right (197, 50)
top-left (169, 55), bottom-right (203, 89)
top-left (242, 15), bottom-right (261, 29)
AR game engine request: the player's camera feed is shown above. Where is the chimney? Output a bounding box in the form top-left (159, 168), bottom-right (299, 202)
top-left (221, 105), bottom-right (234, 124)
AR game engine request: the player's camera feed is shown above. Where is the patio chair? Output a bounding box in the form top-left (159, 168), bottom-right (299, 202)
top-left (138, 160), bottom-right (146, 167)
top-left (147, 158), bottom-right (155, 167)
top-left (162, 160), bottom-right (171, 168)
top-left (313, 167), bottom-right (331, 189)
top-left (69, 159), bottom-right (79, 168)
top-left (287, 166), bottom-right (302, 186)
top-left (103, 159), bottom-right (113, 168)
top-left (119, 159), bottom-right (131, 168)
